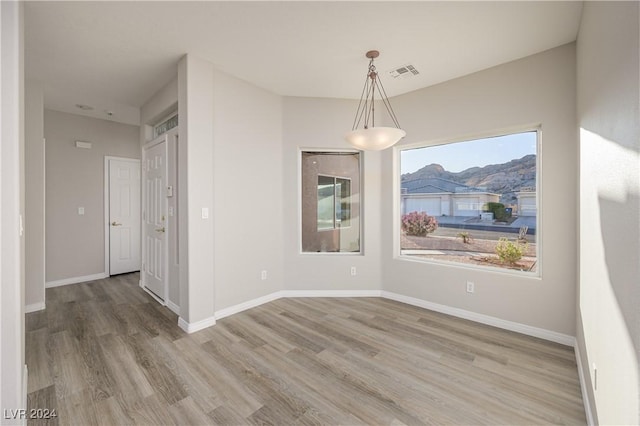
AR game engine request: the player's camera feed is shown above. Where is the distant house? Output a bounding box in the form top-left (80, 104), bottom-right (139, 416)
top-left (401, 177), bottom-right (500, 217)
top-left (516, 187), bottom-right (537, 216)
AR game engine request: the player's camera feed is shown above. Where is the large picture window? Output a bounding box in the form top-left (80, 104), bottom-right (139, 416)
top-left (302, 151), bottom-right (360, 253)
top-left (398, 130), bottom-right (539, 274)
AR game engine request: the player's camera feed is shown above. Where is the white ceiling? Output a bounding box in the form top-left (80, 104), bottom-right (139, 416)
top-left (25, 1), bottom-right (583, 125)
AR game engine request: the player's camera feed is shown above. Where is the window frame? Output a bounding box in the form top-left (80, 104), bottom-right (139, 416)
top-left (153, 112), bottom-right (179, 139)
top-left (299, 148), bottom-right (363, 256)
top-left (316, 174), bottom-right (353, 232)
top-left (393, 126), bottom-right (542, 278)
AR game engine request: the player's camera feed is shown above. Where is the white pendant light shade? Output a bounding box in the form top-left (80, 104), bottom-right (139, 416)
top-left (345, 127), bottom-right (406, 151)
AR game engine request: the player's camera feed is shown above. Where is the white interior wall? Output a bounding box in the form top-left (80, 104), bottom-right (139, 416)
top-left (282, 97), bottom-right (383, 292)
top-left (211, 69), bottom-right (284, 311)
top-left (576, 2), bottom-right (640, 424)
top-left (25, 81), bottom-right (44, 310)
top-left (140, 77), bottom-right (177, 144)
top-left (1, 0), bottom-right (26, 420)
top-left (177, 55), bottom-right (216, 327)
top-left (381, 44), bottom-right (578, 337)
top-left (44, 110), bottom-right (140, 283)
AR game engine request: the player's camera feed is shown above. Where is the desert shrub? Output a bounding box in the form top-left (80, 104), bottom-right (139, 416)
top-left (457, 232), bottom-right (472, 244)
top-left (401, 211), bottom-right (438, 237)
top-left (495, 238), bottom-right (527, 264)
top-left (485, 202), bottom-right (507, 221)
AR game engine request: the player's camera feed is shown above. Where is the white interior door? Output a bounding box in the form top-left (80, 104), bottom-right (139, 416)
top-left (109, 159), bottom-right (141, 275)
top-left (143, 139), bottom-right (167, 299)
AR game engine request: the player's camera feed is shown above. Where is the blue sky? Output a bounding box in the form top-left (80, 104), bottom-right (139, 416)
top-left (401, 131), bottom-right (537, 174)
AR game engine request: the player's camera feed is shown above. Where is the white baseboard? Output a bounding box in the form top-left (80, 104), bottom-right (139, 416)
top-left (178, 315), bottom-right (217, 334)
top-left (215, 291), bottom-right (284, 321)
top-left (25, 301), bottom-right (45, 313)
top-left (281, 289), bottom-right (383, 298)
top-left (177, 289), bottom-right (384, 334)
top-left (166, 300), bottom-right (180, 315)
top-left (575, 343), bottom-right (595, 425)
top-left (380, 291), bottom-right (576, 346)
top-left (214, 289), bottom-right (383, 322)
top-left (45, 272), bottom-right (108, 288)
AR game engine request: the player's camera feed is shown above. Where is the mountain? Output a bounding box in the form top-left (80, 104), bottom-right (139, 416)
top-left (401, 154), bottom-right (536, 205)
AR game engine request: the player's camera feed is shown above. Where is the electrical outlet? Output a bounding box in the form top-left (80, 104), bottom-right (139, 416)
top-left (466, 281), bottom-right (475, 293)
top-left (78, 207), bottom-right (85, 215)
top-left (350, 267), bottom-right (357, 276)
top-left (261, 270), bottom-right (267, 280)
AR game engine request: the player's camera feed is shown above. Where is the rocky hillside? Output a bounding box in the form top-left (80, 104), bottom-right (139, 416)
top-left (401, 154), bottom-right (536, 205)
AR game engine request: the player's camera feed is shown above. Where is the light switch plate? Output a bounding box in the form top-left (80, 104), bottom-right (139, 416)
top-left (78, 207), bottom-right (85, 215)
top-left (201, 207), bottom-right (209, 219)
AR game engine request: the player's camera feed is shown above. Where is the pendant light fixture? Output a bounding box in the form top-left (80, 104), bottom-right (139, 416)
top-left (345, 50), bottom-right (406, 151)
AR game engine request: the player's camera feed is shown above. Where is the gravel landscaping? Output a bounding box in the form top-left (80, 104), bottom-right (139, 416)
top-left (401, 233), bottom-right (537, 272)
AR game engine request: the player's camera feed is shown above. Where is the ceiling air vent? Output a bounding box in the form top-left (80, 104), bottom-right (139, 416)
top-left (389, 64), bottom-right (419, 79)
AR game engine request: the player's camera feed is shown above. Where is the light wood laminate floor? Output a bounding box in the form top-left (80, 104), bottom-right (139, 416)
top-left (26, 273), bottom-right (586, 425)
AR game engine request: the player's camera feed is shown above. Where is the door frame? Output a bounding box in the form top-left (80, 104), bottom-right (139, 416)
top-left (141, 135), bottom-right (169, 305)
top-left (103, 156), bottom-right (141, 276)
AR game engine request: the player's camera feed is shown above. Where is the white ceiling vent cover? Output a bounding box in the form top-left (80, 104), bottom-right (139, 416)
top-left (389, 64), bottom-right (420, 79)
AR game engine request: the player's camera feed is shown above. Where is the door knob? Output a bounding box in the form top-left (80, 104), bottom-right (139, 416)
top-left (155, 227), bottom-right (165, 233)
top-left (111, 221), bottom-right (122, 226)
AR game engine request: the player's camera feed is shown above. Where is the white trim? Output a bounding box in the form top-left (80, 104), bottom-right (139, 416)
top-left (395, 253), bottom-right (541, 279)
top-left (575, 342), bottom-right (595, 426)
top-left (280, 289), bottom-right (383, 298)
top-left (104, 156), bottom-right (140, 277)
top-left (178, 315), bottom-right (217, 334)
top-left (25, 302), bottom-right (45, 313)
top-left (166, 300), bottom-right (180, 315)
top-left (45, 272), bottom-right (108, 288)
top-left (213, 290), bottom-right (382, 325)
top-left (42, 137), bottom-right (47, 310)
top-left (215, 291), bottom-right (284, 321)
top-left (380, 291), bottom-right (574, 346)
top-left (142, 134), bottom-right (167, 150)
top-left (104, 158), bottom-right (109, 276)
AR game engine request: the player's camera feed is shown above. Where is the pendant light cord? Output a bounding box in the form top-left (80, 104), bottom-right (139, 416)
top-left (351, 56), bottom-right (402, 131)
